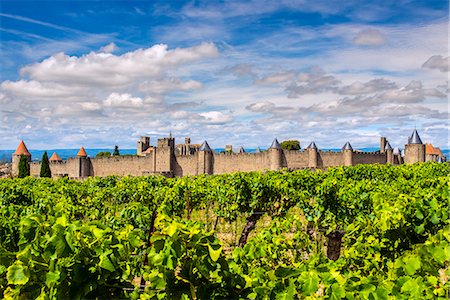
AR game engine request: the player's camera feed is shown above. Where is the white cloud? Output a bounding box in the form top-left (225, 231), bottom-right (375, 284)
top-left (352, 28), bottom-right (385, 46)
top-left (422, 55), bottom-right (449, 72)
top-left (99, 42), bottom-right (118, 53)
top-left (198, 111), bottom-right (233, 124)
top-left (104, 93), bottom-right (143, 107)
top-left (19, 43), bottom-right (219, 87)
top-left (139, 79), bottom-right (202, 94)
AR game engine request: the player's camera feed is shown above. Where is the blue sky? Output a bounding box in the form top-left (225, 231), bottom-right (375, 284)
top-left (0, 0), bottom-right (448, 150)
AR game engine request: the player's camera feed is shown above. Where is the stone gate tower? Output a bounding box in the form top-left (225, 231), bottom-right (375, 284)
top-left (404, 129), bottom-right (426, 164)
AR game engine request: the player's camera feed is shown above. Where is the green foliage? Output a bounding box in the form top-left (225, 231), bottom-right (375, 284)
top-left (0, 163), bottom-right (449, 298)
top-left (17, 155), bottom-right (30, 178)
top-left (113, 145), bottom-right (120, 156)
top-left (40, 151), bottom-right (51, 178)
top-left (96, 151), bottom-right (111, 157)
top-left (280, 140), bottom-right (300, 151)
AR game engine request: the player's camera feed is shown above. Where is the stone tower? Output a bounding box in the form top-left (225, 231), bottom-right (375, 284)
top-left (12, 140), bottom-right (31, 177)
top-left (137, 136), bottom-right (150, 156)
top-left (404, 129), bottom-right (425, 164)
top-left (307, 141), bottom-right (318, 168)
top-left (385, 141), bottom-right (394, 164)
top-left (269, 138), bottom-right (283, 170)
top-left (380, 137), bottom-right (387, 154)
top-left (198, 141), bottom-right (213, 175)
top-left (342, 142), bottom-right (353, 166)
top-left (155, 136), bottom-right (175, 175)
top-left (76, 147), bottom-right (92, 178)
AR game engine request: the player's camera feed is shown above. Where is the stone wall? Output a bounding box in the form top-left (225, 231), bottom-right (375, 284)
top-left (90, 155), bottom-right (154, 177)
top-left (174, 154), bottom-right (198, 176)
top-left (283, 150), bottom-right (309, 169)
top-left (353, 152), bottom-right (386, 165)
top-left (319, 151), bottom-right (345, 168)
top-left (213, 152), bottom-right (271, 174)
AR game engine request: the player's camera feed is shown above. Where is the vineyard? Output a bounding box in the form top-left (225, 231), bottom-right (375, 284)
top-left (0, 163), bottom-right (449, 299)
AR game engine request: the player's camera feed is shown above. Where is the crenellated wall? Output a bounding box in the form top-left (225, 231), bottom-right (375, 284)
top-left (283, 150), bottom-right (309, 169)
top-left (174, 154), bottom-right (198, 176)
top-left (318, 151), bottom-right (345, 168)
top-left (90, 155), bottom-right (154, 177)
top-left (213, 152), bottom-right (271, 174)
top-left (353, 152), bottom-right (386, 165)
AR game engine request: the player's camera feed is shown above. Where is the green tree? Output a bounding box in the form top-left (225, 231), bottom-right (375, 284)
top-left (113, 145), bottom-right (120, 156)
top-left (96, 151), bottom-right (111, 157)
top-left (18, 155), bottom-right (30, 178)
top-left (40, 151), bottom-right (51, 178)
top-left (280, 140), bottom-right (301, 150)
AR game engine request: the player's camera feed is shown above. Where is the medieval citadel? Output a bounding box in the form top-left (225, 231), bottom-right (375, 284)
top-left (11, 129), bottom-right (446, 179)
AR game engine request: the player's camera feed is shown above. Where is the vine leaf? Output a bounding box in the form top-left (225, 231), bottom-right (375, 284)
top-left (208, 244), bottom-right (222, 262)
top-left (7, 264), bottom-right (29, 285)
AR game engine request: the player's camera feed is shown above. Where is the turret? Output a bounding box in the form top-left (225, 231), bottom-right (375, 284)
top-left (198, 141), bottom-right (213, 175)
top-left (12, 140), bottom-right (31, 177)
top-left (404, 129), bottom-right (425, 164)
top-left (385, 141), bottom-right (394, 164)
top-left (342, 142), bottom-right (353, 166)
top-left (76, 147), bottom-right (92, 177)
top-left (137, 136), bottom-right (150, 156)
top-left (269, 138), bottom-right (283, 170)
top-left (307, 141), bottom-right (318, 168)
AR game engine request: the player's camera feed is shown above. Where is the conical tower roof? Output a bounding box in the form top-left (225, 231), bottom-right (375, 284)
top-left (342, 142), bottom-right (353, 151)
top-left (13, 140), bottom-right (31, 156)
top-left (307, 141), bottom-right (318, 150)
top-left (199, 141), bottom-right (211, 151)
top-left (437, 156), bottom-right (444, 163)
top-left (269, 138), bottom-right (281, 149)
top-left (239, 146), bottom-right (246, 153)
top-left (393, 147), bottom-right (401, 155)
top-left (49, 152), bottom-right (62, 161)
top-left (77, 147), bottom-right (87, 157)
top-left (409, 129), bottom-right (423, 144)
top-left (385, 141), bottom-right (393, 151)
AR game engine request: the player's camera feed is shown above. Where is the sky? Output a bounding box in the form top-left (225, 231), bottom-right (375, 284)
top-left (0, 0), bottom-right (448, 150)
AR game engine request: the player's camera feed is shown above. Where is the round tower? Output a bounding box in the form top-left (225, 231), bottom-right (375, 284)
top-left (342, 142), bottom-right (353, 166)
top-left (12, 140), bottom-right (31, 177)
top-left (385, 141), bottom-right (394, 164)
top-left (269, 138), bottom-right (282, 171)
top-left (404, 129), bottom-right (425, 164)
top-left (307, 141), bottom-right (318, 168)
top-left (198, 141), bottom-right (213, 175)
top-left (77, 147), bottom-right (92, 178)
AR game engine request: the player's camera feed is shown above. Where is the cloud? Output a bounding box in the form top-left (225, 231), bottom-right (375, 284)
top-left (99, 43), bottom-right (118, 53)
top-left (422, 55), bottom-right (449, 72)
top-left (339, 78), bottom-right (397, 95)
top-left (256, 71), bottom-right (296, 84)
top-left (19, 43), bottom-right (219, 87)
top-left (139, 79), bottom-right (202, 94)
top-left (286, 67), bottom-right (340, 97)
top-left (198, 111), bottom-right (233, 124)
top-left (104, 93), bottom-right (143, 107)
top-left (352, 28), bottom-right (385, 46)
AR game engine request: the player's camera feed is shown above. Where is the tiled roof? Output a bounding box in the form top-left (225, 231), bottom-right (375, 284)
top-left (342, 142), bottom-right (353, 151)
top-left (385, 141), bottom-right (393, 150)
top-left (13, 140), bottom-right (31, 156)
top-left (269, 138), bottom-right (281, 149)
top-left (409, 129), bottom-right (423, 144)
top-left (425, 143), bottom-right (442, 156)
top-left (307, 141), bottom-right (318, 150)
top-left (199, 141), bottom-right (212, 151)
top-left (77, 147), bottom-right (87, 157)
top-left (49, 152), bottom-right (62, 161)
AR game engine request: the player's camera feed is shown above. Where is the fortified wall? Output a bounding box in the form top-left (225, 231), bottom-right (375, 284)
top-left (12, 129), bottom-right (444, 179)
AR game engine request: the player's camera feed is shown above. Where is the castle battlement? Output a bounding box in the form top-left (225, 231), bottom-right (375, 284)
top-left (12, 130), bottom-right (446, 179)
